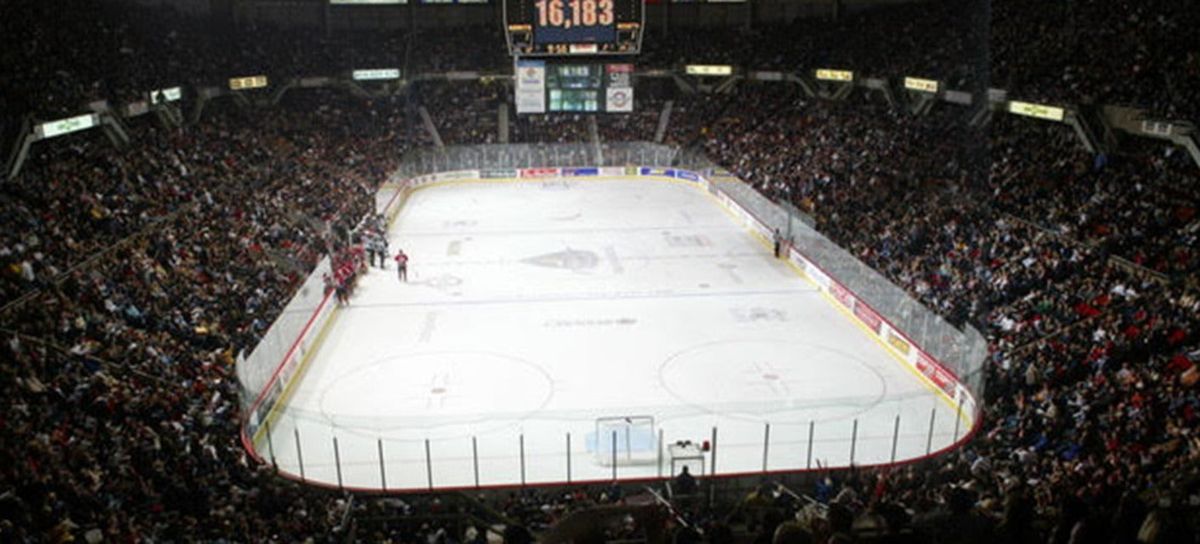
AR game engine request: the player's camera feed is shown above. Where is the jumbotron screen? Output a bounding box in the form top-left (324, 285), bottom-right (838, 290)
top-left (504, 0), bottom-right (643, 56)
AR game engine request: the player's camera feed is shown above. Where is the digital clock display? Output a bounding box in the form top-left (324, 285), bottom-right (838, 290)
top-left (532, 0), bottom-right (616, 44)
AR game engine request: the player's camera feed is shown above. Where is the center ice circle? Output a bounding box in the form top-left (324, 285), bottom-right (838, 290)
top-left (658, 339), bottom-right (888, 423)
top-left (316, 351), bottom-right (554, 441)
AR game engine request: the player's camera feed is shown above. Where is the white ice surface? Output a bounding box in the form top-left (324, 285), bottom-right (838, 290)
top-left (265, 178), bottom-right (962, 491)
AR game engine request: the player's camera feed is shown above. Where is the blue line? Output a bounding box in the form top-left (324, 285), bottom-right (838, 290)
top-left (415, 251), bottom-right (771, 267)
top-left (395, 223), bottom-right (737, 237)
top-left (349, 287), bottom-right (818, 309)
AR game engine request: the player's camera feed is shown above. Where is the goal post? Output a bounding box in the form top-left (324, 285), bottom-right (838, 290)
top-left (593, 415), bottom-right (657, 466)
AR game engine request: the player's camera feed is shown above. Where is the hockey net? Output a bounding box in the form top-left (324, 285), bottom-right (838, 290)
top-left (593, 415), bottom-right (657, 466)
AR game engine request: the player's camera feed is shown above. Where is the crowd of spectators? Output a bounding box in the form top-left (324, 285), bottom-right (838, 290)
top-left (2, 0), bottom-right (1200, 542)
top-left (415, 80), bottom-right (505, 145)
top-left (5, 0), bottom-right (1195, 139)
top-left (988, 117), bottom-right (1199, 275)
top-left (671, 80), bottom-right (1200, 542)
top-left (992, 0), bottom-right (1200, 121)
top-left (510, 113), bottom-right (591, 144)
top-left (0, 95), bottom-right (416, 539)
top-left (595, 81), bottom-right (672, 143)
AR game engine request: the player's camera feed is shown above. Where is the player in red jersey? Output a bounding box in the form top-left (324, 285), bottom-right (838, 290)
top-left (394, 249), bottom-right (408, 282)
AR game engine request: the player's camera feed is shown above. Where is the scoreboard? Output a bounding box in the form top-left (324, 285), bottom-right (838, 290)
top-left (504, 0), bottom-right (643, 56)
top-left (515, 60), bottom-right (634, 114)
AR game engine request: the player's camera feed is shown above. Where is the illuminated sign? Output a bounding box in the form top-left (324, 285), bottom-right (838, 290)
top-left (685, 64), bottom-right (733, 76)
top-left (751, 71), bottom-right (784, 81)
top-left (299, 77), bottom-right (332, 88)
top-left (352, 69), bottom-right (401, 81)
top-left (229, 76), bottom-right (269, 91)
top-left (149, 87), bottom-right (182, 104)
top-left (1008, 100), bottom-right (1065, 122)
top-left (36, 114), bottom-right (99, 139)
top-left (815, 69), bottom-right (854, 82)
top-left (1140, 120), bottom-right (1190, 137)
top-left (126, 101), bottom-right (150, 117)
top-left (904, 77), bottom-right (939, 94)
top-left (515, 59), bottom-right (547, 114)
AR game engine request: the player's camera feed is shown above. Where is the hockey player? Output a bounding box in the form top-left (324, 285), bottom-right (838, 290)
top-left (372, 233), bottom-right (384, 268)
top-left (365, 232), bottom-right (379, 268)
top-left (394, 249), bottom-right (409, 282)
top-left (333, 266), bottom-right (349, 305)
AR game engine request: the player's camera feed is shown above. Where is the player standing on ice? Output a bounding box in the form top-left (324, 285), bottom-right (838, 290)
top-left (773, 228), bottom-right (783, 258)
top-left (370, 232), bottom-right (387, 268)
top-left (365, 232), bottom-right (380, 268)
top-left (394, 249), bottom-right (409, 282)
top-left (378, 233), bottom-right (389, 269)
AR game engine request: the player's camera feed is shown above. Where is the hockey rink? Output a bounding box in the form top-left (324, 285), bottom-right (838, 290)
top-left (263, 177), bottom-right (965, 491)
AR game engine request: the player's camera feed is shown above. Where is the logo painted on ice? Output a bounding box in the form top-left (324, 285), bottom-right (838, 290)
top-left (521, 249), bottom-right (599, 271)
